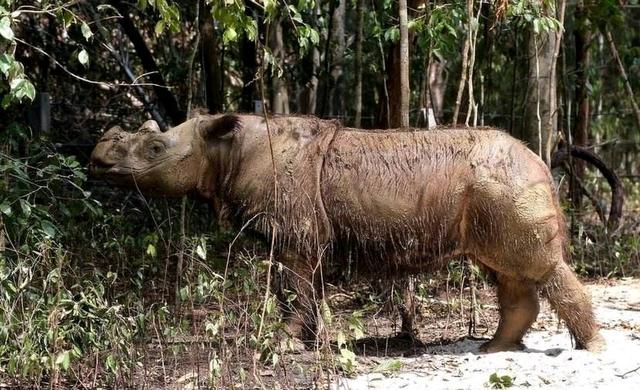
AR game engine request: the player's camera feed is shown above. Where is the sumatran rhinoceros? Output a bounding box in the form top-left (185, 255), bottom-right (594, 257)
top-left (89, 114), bottom-right (605, 353)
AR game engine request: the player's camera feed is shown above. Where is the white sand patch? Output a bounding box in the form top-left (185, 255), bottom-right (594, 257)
top-left (333, 279), bottom-right (640, 390)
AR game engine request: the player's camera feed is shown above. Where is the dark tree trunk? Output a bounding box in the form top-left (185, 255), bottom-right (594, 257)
top-left (199, 0), bottom-right (223, 114)
top-left (109, 0), bottom-right (185, 124)
top-left (239, 36), bottom-right (257, 112)
top-left (300, 1), bottom-right (321, 115)
top-left (328, 0), bottom-right (346, 118)
top-left (572, 2), bottom-right (591, 209)
top-left (353, 0), bottom-right (364, 127)
top-left (269, 19), bottom-right (290, 114)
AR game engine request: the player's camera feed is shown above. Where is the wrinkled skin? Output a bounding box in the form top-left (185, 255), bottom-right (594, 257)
top-left (90, 114), bottom-right (605, 353)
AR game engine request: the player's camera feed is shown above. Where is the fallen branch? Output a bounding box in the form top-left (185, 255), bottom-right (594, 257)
top-left (551, 145), bottom-right (624, 230)
top-left (616, 365), bottom-right (640, 379)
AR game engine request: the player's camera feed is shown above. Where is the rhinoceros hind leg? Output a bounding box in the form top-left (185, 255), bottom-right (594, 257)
top-left (480, 275), bottom-right (539, 353)
top-left (542, 260), bottom-right (605, 352)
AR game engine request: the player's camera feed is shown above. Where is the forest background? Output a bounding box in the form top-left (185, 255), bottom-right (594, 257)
top-left (0, 0), bottom-right (639, 387)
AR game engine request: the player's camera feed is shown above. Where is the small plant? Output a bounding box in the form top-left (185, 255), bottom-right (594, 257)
top-left (373, 359), bottom-right (404, 374)
top-left (336, 331), bottom-right (357, 375)
top-left (489, 372), bottom-right (515, 389)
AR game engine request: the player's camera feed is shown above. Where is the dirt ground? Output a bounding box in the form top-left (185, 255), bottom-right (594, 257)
top-left (333, 278), bottom-right (640, 389)
top-left (141, 278), bottom-right (640, 389)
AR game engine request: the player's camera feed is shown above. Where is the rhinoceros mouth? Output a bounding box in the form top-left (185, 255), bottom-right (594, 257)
top-left (89, 156), bottom-right (176, 179)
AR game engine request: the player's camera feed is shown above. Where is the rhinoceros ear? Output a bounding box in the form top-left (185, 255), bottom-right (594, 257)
top-left (197, 114), bottom-right (242, 141)
top-left (139, 120), bottom-right (161, 134)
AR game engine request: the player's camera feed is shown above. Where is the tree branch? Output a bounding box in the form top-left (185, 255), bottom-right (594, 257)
top-left (603, 28), bottom-right (640, 130)
top-left (109, 0), bottom-right (186, 124)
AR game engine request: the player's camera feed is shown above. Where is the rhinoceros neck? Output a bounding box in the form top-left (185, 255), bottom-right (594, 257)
top-left (223, 115), bottom-right (339, 250)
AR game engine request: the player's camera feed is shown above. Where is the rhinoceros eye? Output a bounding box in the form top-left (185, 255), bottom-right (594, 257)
top-left (147, 141), bottom-right (166, 159)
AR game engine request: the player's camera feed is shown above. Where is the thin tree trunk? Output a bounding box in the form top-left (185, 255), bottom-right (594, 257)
top-left (604, 29), bottom-right (640, 130)
top-left (239, 36), bottom-right (257, 112)
top-left (464, 0), bottom-right (483, 126)
top-left (452, 38), bottom-right (470, 125)
top-left (521, 0), bottom-right (560, 166)
top-left (397, 0), bottom-right (410, 127)
top-left (200, 0), bottom-right (223, 113)
top-left (429, 60), bottom-right (447, 123)
top-left (301, 1), bottom-right (321, 115)
top-left (269, 19), bottom-right (289, 114)
top-left (328, 0), bottom-right (346, 118)
top-left (572, 0), bottom-right (590, 209)
top-left (354, 0), bottom-right (364, 127)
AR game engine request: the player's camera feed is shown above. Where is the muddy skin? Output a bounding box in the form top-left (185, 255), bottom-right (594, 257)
top-left (90, 114), bottom-right (605, 353)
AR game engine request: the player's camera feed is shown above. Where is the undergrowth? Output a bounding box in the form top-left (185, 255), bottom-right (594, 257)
top-left (1, 124), bottom-right (639, 387)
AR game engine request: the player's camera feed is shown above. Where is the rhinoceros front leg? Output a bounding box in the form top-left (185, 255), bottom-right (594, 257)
top-left (276, 251), bottom-right (322, 349)
top-left (480, 274), bottom-right (540, 353)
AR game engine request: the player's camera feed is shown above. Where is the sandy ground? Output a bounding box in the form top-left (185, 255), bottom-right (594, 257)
top-left (333, 278), bottom-right (640, 389)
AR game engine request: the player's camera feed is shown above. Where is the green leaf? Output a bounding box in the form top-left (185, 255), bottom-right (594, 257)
top-left (308, 28), bottom-right (319, 45)
top-left (61, 9), bottom-right (74, 30)
top-left (19, 199), bottom-right (31, 218)
top-left (146, 243), bottom-right (157, 258)
top-left (80, 22), bottom-right (93, 40)
top-left (0, 53), bottom-right (12, 75)
top-left (0, 202), bottom-right (11, 216)
top-left (179, 286), bottom-right (189, 301)
top-left (0, 16), bottom-right (13, 41)
top-left (55, 350), bottom-right (71, 371)
top-left (12, 79), bottom-right (35, 101)
top-left (106, 355), bottom-right (118, 373)
top-left (384, 26), bottom-right (400, 42)
top-left (78, 49), bottom-right (89, 65)
top-left (320, 299), bottom-right (332, 327)
top-left (196, 243), bottom-right (206, 260)
top-left (40, 220), bottom-right (57, 238)
top-left (154, 20), bottom-right (165, 35)
top-left (222, 27), bottom-right (237, 43)
top-left (374, 359), bottom-right (403, 373)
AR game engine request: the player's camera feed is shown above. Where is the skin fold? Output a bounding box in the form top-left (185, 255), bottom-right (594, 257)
top-left (90, 114), bottom-right (605, 353)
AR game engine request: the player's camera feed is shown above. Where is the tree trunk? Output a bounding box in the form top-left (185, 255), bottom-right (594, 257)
top-left (300, 1), bottom-right (321, 115)
top-left (269, 19), bottom-right (289, 114)
top-left (519, 2), bottom-right (560, 166)
top-left (199, 0), bottom-right (223, 114)
top-left (239, 35), bottom-right (257, 112)
top-left (429, 60), bottom-right (447, 123)
top-left (572, 1), bottom-right (591, 209)
top-left (353, 0), bottom-right (364, 127)
top-left (328, 0), bottom-right (346, 118)
top-left (397, 0), bottom-right (410, 127)
top-left (109, 0), bottom-right (185, 124)
top-left (452, 38), bottom-right (470, 126)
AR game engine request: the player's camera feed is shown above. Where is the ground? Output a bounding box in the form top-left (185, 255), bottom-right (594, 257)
top-left (138, 278), bottom-right (640, 389)
top-left (334, 278), bottom-right (640, 389)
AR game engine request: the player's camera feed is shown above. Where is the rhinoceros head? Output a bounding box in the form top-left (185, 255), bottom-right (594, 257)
top-left (90, 115), bottom-right (240, 197)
